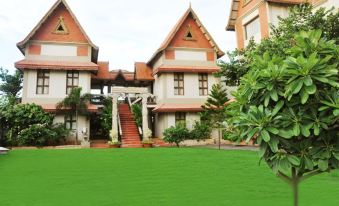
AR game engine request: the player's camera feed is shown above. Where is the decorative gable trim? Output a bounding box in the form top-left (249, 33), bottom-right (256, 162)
top-left (147, 6), bottom-right (224, 65)
top-left (17, 0), bottom-right (98, 61)
top-left (53, 16), bottom-right (69, 34)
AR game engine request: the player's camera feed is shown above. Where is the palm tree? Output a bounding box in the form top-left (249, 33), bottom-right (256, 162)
top-left (56, 87), bottom-right (91, 144)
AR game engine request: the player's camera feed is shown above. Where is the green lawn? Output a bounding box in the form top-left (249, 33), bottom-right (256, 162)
top-left (0, 148), bottom-right (338, 206)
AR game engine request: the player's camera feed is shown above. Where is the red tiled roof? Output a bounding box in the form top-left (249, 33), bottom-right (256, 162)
top-left (15, 59), bottom-right (98, 71)
top-left (41, 104), bottom-right (98, 113)
top-left (91, 62), bottom-right (118, 80)
top-left (135, 62), bottom-right (154, 81)
top-left (91, 62), bottom-right (135, 81)
top-left (153, 103), bottom-right (204, 113)
top-left (148, 7), bottom-right (224, 65)
top-left (153, 65), bottom-right (220, 75)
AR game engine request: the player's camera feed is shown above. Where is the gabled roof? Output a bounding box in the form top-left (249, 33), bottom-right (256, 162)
top-left (226, 0), bottom-right (304, 31)
top-left (147, 6), bottom-right (224, 65)
top-left (17, 0), bottom-right (99, 62)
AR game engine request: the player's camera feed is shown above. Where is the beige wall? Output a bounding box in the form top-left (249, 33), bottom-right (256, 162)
top-left (155, 112), bottom-right (200, 138)
top-left (154, 73), bottom-right (219, 104)
top-left (54, 114), bottom-right (90, 142)
top-left (22, 70), bottom-right (91, 104)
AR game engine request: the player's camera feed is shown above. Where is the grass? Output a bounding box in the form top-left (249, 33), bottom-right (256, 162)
top-left (0, 148), bottom-right (338, 206)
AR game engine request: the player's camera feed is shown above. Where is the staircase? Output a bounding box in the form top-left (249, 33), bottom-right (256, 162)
top-left (119, 104), bottom-right (142, 148)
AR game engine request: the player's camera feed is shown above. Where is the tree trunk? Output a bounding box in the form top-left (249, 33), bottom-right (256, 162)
top-left (75, 109), bottom-right (79, 145)
top-left (292, 167), bottom-right (299, 206)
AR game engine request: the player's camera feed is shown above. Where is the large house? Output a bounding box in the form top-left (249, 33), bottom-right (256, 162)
top-left (15, 0), bottom-right (224, 147)
top-left (226, 0), bottom-right (338, 49)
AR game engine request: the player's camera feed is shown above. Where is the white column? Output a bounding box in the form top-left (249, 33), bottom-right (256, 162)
top-left (141, 94), bottom-right (149, 141)
top-left (111, 93), bottom-right (119, 141)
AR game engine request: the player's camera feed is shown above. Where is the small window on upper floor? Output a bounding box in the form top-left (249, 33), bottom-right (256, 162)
top-left (53, 16), bottom-right (69, 34)
top-left (36, 70), bottom-right (50, 95)
top-left (174, 73), bottom-right (184, 96)
top-left (244, 16), bottom-right (260, 42)
top-left (183, 25), bottom-right (195, 41)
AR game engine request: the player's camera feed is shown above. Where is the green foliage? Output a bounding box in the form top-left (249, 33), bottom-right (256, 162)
top-left (163, 122), bottom-right (190, 147)
top-left (218, 4), bottom-right (339, 85)
top-left (131, 104), bottom-right (142, 128)
top-left (17, 123), bottom-right (69, 147)
top-left (201, 84), bottom-right (229, 127)
top-left (0, 103), bottom-right (67, 147)
top-left (227, 30), bottom-right (338, 196)
top-left (57, 87), bottom-right (91, 143)
top-left (99, 97), bottom-right (112, 138)
top-left (190, 121), bottom-right (212, 142)
top-left (0, 68), bottom-right (23, 97)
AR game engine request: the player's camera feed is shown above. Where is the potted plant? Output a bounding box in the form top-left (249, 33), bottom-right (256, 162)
top-left (142, 128), bottom-right (153, 148)
top-left (108, 129), bottom-right (121, 148)
top-left (108, 140), bottom-right (121, 148)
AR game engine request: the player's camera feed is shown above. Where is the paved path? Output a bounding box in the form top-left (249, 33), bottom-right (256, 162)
top-left (192, 144), bottom-right (259, 151)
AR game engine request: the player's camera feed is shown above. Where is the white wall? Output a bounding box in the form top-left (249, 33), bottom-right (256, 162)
top-left (22, 70), bottom-right (91, 104)
top-left (314, 0), bottom-right (339, 10)
top-left (155, 73), bottom-right (219, 102)
top-left (41, 45), bottom-right (77, 56)
top-left (174, 50), bottom-right (207, 61)
top-left (54, 114), bottom-right (90, 142)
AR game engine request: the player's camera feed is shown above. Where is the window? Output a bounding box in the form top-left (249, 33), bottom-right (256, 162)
top-left (66, 71), bottom-right (79, 94)
top-left (199, 73), bottom-right (208, 96)
top-left (65, 114), bottom-right (76, 130)
top-left (36, 70), bottom-right (50, 94)
top-left (175, 112), bottom-right (186, 124)
top-left (174, 73), bottom-right (184, 95)
top-left (244, 16), bottom-right (260, 41)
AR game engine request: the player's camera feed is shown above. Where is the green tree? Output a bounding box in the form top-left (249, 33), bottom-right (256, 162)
top-left (227, 30), bottom-right (338, 206)
top-left (201, 84), bottom-right (229, 127)
top-left (217, 4), bottom-right (339, 85)
top-left (99, 96), bottom-right (112, 139)
top-left (57, 87), bottom-right (91, 143)
top-left (0, 68), bottom-right (23, 98)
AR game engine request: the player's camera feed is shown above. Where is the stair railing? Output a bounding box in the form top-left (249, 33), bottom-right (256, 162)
top-left (117, 112), bottom-right (122, 142)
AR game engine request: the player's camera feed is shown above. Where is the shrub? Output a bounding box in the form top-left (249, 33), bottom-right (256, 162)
top-left (17, 123), bottom-right (69, 147)
top-left (191, 121), bottom-right (212, 141)
top-left (131, 104), bottom-right (142, 128)
top-left (163, 123), bottom-right (190, 147)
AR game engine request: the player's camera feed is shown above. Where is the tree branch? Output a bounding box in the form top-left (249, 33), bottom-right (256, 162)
top-left (277, 171), bottom-right (292, 185)
top-left (299, 169), bottom-right (328, 182)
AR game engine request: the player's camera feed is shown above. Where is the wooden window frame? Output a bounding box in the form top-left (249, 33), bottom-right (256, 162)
top-left (36, 70), bottom-right (50, 94)
top-left (65, 114), bottom-right (76, 130)
top-left (174, 73), bottom-right (184, 95)
top-left (199, 73), bottom-right (208, 96)
top-left (66, 71), bottom-right (79, 94)
top-left (175, 112), bottom-right (186, 124)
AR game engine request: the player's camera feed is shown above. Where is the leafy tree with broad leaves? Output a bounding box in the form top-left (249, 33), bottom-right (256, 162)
top-left (57, 87), bottom-right (91, 144)
top-left (217, 3), bottom-right (339, 86)
top-left (201, 84), bottom-right (229, 127)
top-left (227, 30), bottom-right (338, 206)
top-left (0, 68), bottom-right (23, 98)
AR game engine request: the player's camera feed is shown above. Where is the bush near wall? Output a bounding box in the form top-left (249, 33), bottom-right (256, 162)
top-left (163, 121), bottom-right (212, 147)
top-left (0, 102), bottom-right (69, 147)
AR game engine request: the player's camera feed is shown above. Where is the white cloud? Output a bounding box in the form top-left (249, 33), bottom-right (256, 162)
top-left (0, 0), bottom-right (236, 73)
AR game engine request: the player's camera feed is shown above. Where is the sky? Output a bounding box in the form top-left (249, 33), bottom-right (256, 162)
top-left (0, 0), bottom-right (236, 73)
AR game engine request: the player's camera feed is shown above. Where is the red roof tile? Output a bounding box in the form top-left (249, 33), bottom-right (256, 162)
top-left (135, 62), bottom-right (154, 81)
top-left (153, 65), bottom-right (220, 75)
top-left (153, 103), bottom-right (203, 113)
top-left (15, 59), bottom-right (98, 71)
